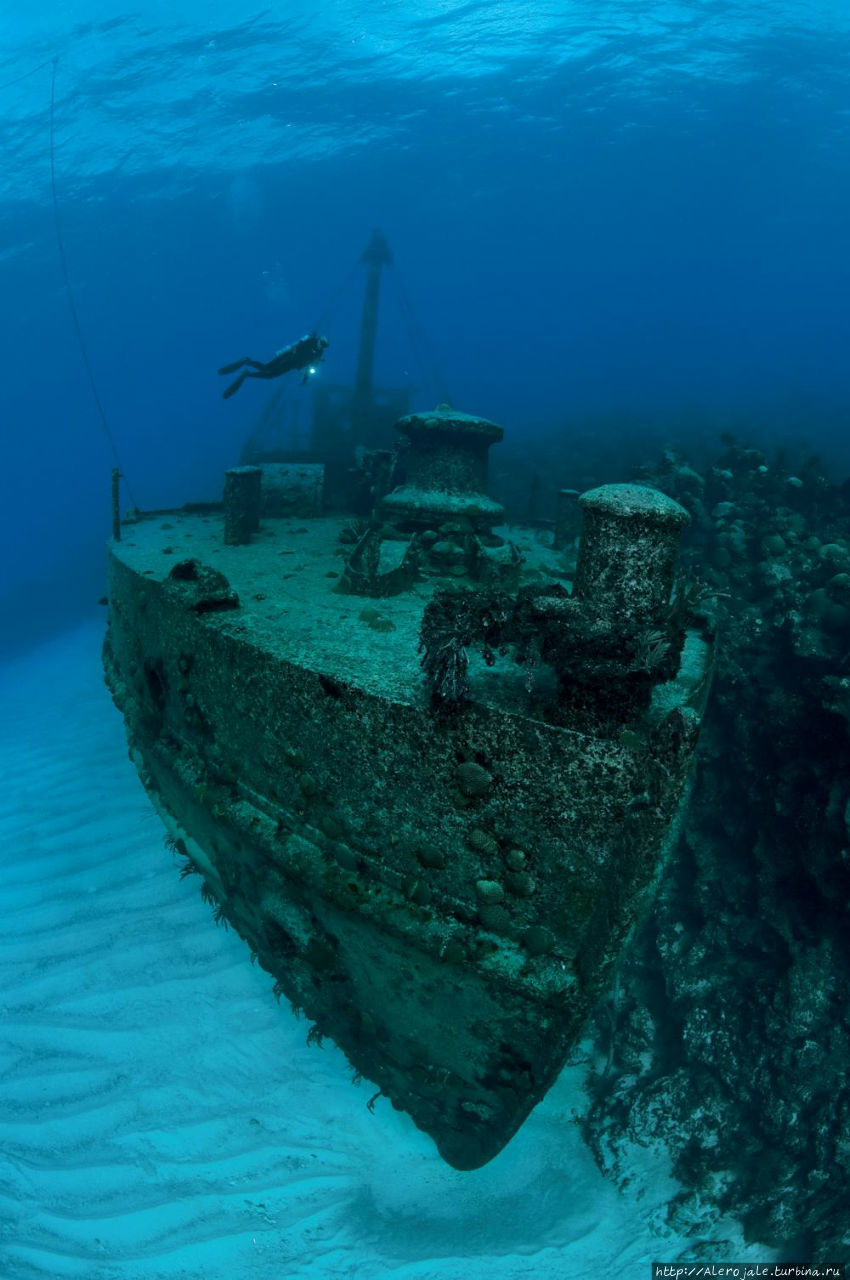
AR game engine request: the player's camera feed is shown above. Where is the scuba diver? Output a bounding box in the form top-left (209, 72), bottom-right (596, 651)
top-left (218, 332), bottom-right (329, 399)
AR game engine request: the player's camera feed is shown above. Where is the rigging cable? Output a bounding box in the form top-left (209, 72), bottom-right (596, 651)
top-left (389, 263), bottom-right (450, 406)
top-left (311, 259), bottom-right (362, 343)
top-left (49, 57), bottom-right (139, 509)
top-left (0, 57), bottom-right (55, 93)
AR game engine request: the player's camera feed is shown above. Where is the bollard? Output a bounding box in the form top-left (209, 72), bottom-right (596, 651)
top-left (223, 466), bottom-right (262, 546)
top-left (572, 483), bottom-right (690, 624)
top-left (380, 405), bottom-right (505, 531)
top-left (553, 488), bottom-right (581, 550)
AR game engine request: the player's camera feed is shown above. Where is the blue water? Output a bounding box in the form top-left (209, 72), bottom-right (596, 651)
top-left (0, 4), bottom-right (848, 1273)
top-left (1, 0), bottom-right (849, 651)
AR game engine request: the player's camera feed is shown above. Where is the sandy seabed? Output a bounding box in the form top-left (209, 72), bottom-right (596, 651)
top-left (0, 620), bottom-right (763, 1280)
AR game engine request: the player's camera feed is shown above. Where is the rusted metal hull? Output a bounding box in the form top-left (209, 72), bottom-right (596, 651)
top-left (103, 512), bottom-right (711, 1168)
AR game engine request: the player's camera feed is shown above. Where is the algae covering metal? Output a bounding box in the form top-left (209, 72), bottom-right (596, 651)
top-left (103, 473), bottom-right (712, 1169)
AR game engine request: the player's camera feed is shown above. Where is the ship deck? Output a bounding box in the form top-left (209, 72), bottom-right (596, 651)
top-left (112, 511), bottom-right (573, 708)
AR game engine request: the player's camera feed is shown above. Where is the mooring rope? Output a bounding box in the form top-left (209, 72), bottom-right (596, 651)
top-left (49, 57), bottom-right (139, 510)
top-left (0, 56), bottom-right (55, 93)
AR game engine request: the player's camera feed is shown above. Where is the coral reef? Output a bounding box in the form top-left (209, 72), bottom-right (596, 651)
top-left (581, 439), bottom-right (850, 1261)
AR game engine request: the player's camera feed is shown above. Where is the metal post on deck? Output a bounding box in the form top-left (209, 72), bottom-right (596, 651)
top-left (223, 465), bottom-right (263, 545)
top-left (572, 484), bottom-right (691, 623)
top-left (352, 229), bottom-right (392, 438)
top-left (111, 468), bottom-right (122, 541)
top-left (553, 488), bottom-right (581, 550)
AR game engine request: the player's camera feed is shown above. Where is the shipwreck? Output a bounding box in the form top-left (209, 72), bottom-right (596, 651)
top-left (103, 235), bottom-right (713, 1169)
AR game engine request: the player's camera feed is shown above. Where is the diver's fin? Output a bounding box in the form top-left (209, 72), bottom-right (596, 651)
top-left (218, 357), bottom-right (249, 376)
top-left (222, 372), bottom-right (248, 399)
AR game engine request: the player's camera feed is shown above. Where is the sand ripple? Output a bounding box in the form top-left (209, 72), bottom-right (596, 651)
top-left (0, 622), bottom-right (752, 1280)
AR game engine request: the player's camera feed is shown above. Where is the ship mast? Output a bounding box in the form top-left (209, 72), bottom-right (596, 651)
top-left (351, 229), bottom-right (392, 435)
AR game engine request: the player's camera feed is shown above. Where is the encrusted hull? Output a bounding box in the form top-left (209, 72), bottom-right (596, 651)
top-left (103, 513), bottom-right (711, 1168)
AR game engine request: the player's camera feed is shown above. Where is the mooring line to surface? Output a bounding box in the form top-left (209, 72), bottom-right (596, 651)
top-left (48, 56), bottom-right (140, 512)
top-left (0, 56), bottom-right (55, 94)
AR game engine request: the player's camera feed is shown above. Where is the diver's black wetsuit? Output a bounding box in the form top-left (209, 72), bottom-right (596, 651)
top-left (218, 333), bottom-right (328, 399)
